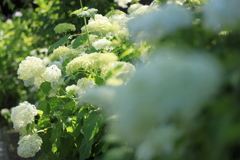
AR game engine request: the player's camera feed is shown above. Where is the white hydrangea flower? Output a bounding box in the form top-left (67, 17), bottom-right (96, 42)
top-left (203, 0), bottom-right (240, 31)
top-left (17, 134), bottom-right (43, 158)
top-left (41, 65), bottom-right (62, 83)
top-left (130, 5), bottom-right (156, 16)
top-left (33, 65), bottom-right (61, 88)
top-left (34, 76), bottom-right (45, 88)
top-left (101, 61), bottom-right (136, 85)
top-left (42, 57), bottom-right (51, 66)
top-left (128, 4), bottom-right (193, 43)
top-left (66, 85), bottom-right (80, 95)
top-left (92, 38), bottom-right (113, 50)
top-left (128, 3), bottom-right (143, 14)
top-left (81, 14), bottom-right (112, 36)
top-left (66, 53), bottom-right (118, 74)
top-left (11, 101), bottom-right (38, 129)
top-left (109, 14), bottom-right (130, 26)
top-left (53, 46), bottom-right (76, 58)
top-left (77, 78), bottom-right (97, 95)
top-left (17, 56), bottom-right (46, 80)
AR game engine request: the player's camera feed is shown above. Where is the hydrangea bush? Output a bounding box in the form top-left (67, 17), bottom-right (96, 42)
top-left (10, 0), bottom-right (240, 159)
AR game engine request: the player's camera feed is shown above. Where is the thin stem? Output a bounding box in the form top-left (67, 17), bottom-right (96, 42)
top-left (80, 0), bottom-right (91, 48)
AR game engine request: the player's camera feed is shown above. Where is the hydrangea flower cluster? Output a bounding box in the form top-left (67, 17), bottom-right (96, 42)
top-left (66, 52), bottom-right (118, 74)
top-left (52, 46), bottom-right (74, 58)
top-left (17, 134), bottom-right (43, 158)
top-left (81, 13), bottom-right (130, 41)
top-left (54, 23), bottom-right (76, 34)
top-left (11, 101), bottom-right (38, 129)
top-left (17, 56), bottom-right (46, 80)
top-left (101, 61), bottom-right (136, 85)
top-left (66, 78), bottom-right (96, 95)
top-left (34, 64), bottom-right (62, 88)
top-left (92, 38), bottom-right (113, 50)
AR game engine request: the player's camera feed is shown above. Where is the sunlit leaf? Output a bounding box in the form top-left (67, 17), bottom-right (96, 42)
top-left (77, 8), bottom-right (98, 19)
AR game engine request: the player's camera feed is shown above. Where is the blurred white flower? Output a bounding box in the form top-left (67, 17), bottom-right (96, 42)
top-left (11, 101), bottom-right (38, 129)
top-left (135, 126), bottom-right (179, 160)
top-left (17, 134), bottom-right (43, 158)
top-left (13, 11), bottom-right (23, 17)
top-left (1, 108), bottom-right (10, 116)
top-left (81, 14), bottom-right (112, 36)
top-left (127, 4), bottom-right (193, 43)
top-left (203, 0), bottom-right (240, 31)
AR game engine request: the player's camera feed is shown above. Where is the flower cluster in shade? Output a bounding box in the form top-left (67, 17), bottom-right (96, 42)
top-left (11, 101), bottom-right (38, 129)
top-left (54, 23), bottom-right (76, 34)
top-left (17, 134), bottom-right (43, 158)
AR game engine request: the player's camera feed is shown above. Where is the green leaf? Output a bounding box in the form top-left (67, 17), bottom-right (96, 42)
top-left (38, 101), bottom-right (50, 114)
top-left (38, 116), bottom-right (50, 128)
top-left (72, 34), bottom-right (88, 48)
top-left (70, 7), bottom-right (88, 16)
top-left (58, 138), bottom-right (70, 158)
top-left (48, 97), bottom-right (62, 112)
top-left (94, 76), bottom-right (104, 85)
top-left (50, 122), bottom-right (63, 153)
top-left (77, 8), bottom-right (98, 19)
top-left (49, 34), bottom-right (71, 52)
top-left (64, 101), bottom-right (76, 110)
top-left (79, 138), bottom-right (94, 160)
top-left (77, 106), bottom-right (89, 119)
top-left (82, 111), bottom-right (104, 141)
top-left (120, 48), bottom-right (134, 59)
top-left (40, 82), bottom-right (52, 95)
top-left (66, 116), bottom-right (82, 137)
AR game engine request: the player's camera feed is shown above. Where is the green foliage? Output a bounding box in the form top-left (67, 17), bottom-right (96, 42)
top-left (7, 0), bottom-right (240, 160)
top-left (48, 34), bottom-right (71, 52)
